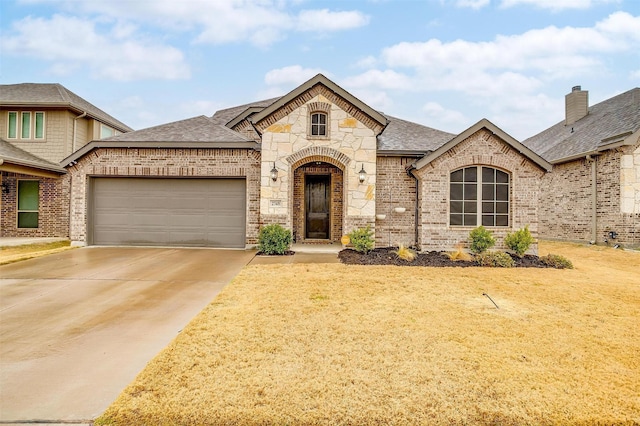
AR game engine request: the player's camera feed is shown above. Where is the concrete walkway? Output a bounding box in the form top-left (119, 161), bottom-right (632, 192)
top-left (250, 242), bottom-right (342, 265)
top-left (0, 237), bottom-right (69, 247)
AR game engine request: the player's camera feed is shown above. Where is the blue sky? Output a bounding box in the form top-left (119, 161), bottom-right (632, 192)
top-left (1, 0), bottom-right (638, 139)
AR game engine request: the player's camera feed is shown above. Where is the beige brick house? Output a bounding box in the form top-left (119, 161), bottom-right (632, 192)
top-left (1, 83), bottom-right (133, 237)
top-left (58, 74), bottom-right (551, 253)
top-left (524, 86), bottom-right (640, 248)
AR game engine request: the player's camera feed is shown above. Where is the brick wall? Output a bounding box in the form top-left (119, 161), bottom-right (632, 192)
top-left (67, 148), bottom-right (261, 245)
top-left (414, 128), bottom-right (544, 253)
top-left (0, 171), bottom-right (69, 237)
top-left (375, 156), bottom-right (419, 247)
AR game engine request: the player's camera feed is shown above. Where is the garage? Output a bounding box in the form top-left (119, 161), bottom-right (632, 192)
top-left (90, 177), bottom-right (246, 248)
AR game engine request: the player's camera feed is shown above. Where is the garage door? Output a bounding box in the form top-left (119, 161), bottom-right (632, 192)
top-left (91, 178), bottom-right (246, 248)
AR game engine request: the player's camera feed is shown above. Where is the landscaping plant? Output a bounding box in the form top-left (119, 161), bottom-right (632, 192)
top-left (540, 253), bottom-right (574, 269)
top-left (504, 225), bottom-right (534, 257)
top-left (348, 225), bottom-right (374, 254)
top-left (258, 224), bottom-right (292, 255)
top-left (469, 226), bottom-right (495, 254)
top-left (392, 243), bottom-right (416, 262)
top-left (447, 243), bottom-right (473, 261)
top-left (475, 251), bottom-right (515, 267)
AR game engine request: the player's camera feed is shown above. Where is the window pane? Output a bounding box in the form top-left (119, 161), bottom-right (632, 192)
top-left (450, 214), bottom-right (462, 226)
top-left (482, 202), bottom-right (494, 213)
top-left (482, 215), bottom-right (494, 226)
top-left (496, 202), bottom-right (509, 214)
top-left (450, 183), bottom-right (463, 200)
top-left (450, 169), bottom-right (464, 182)
top-left (21, 112), bottom-right (31, 138)
top-left (18, 181), bottom-right (39, 210)
top-left (450, 201), bottom-right (463, 214)
top-left (496, 170), bottom-right (509, 183)
top-left (312, 114), bottom-right (320, 124)
top-left (464, 201), bottom-right (477, 213)
top-left (8, 112), bottom-right (17, 138)
top-left (496, 215), bottom-right (509, 227)
top-left (465, 167), bottom-right (477, 182)
top-left (464, 183), bottom-right (477, 200)
top-left (482, 184), bottom-right (494, 200)
top-left (35, 112), bottom-right (44, 138)
top-left (464, 214), bottom-right (477, 226)
top-left (319, 114), bottom-right (326, 124)
top-left (496, 184), bottom-right (509, 200)
top-left (482, 167), bottom-right (495, 183)
top-left (18, 212), bottom-right (39, 228)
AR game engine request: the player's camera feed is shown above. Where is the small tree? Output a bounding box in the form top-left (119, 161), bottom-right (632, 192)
top-left (504, 225), bottom-right (534, 257)
top-left (258, 224), bottom-right (292, 255)
top-left (469, 226), bottom-right (495, 254)
top-left (349, 225), bottom-right (374, 254)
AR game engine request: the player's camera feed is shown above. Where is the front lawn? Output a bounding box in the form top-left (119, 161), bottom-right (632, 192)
top-left (96, 241), bottom-right (640, 425)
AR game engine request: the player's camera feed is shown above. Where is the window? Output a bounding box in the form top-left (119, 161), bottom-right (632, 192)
top-left (100, 124), bottom-right (115, 138)
top-left (18, 180), bottom-right (39, 228)
top-left (450, 166), bottom-right (509, 227)
top-left (310, 112), bottom-right (327, 137)
top-left (7, 111), bottom-right (45, 140)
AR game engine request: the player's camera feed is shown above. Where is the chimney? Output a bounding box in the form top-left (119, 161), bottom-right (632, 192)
top-left (565, 85), bottom-right (588, 126)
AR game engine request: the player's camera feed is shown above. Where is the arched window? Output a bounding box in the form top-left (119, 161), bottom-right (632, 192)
top-left (310, 112), bottom-right (327, 137)
top-left (450, 166), bottom-right (510, 227)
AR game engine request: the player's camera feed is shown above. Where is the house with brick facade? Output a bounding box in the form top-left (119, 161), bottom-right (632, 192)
top-left (0, 83), bottom-right (133, 238)
top-left (523, 86), bottom-right (640, 248)
top-left (58, 74), bottom-right (551, 253)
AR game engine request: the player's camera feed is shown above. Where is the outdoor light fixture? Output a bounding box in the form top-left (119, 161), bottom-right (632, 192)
top-left (358, 164), bottom-right (367, 183)
top-left (270, 162), bottom-right (278, 182)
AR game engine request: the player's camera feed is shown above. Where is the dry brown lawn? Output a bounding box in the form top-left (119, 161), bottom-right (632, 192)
top-left (96, 241), bottom-right (640, 425)
top-left (0, 240), bottom-right (73, 265)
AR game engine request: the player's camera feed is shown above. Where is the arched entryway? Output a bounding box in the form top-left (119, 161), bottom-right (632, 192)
top-left (291, 161), bottom-right (344, 243)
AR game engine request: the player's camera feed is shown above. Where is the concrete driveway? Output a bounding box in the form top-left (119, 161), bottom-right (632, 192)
top-left (0, 247), bottom-right (255, 423)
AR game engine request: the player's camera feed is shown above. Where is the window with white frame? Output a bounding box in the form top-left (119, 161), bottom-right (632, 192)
top-left (7, 111), bottom-right (45, 140)
top-left (310, 112), bottom-right (327, 137)
top-left (17, 180), bottom-right (39, 228)
top-left (450, 166), bottom-right (510, 227)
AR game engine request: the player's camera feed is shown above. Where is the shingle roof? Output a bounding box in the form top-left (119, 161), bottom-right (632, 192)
top-left (0, 83), bottom-right (133, 132)
top-left (523, 88), bottom-right (640, 163)
top-left (377, 115), bottom-right (455, 153)
top-left (0, 139), bottom-right (66, 173)
top-left (211, 98), bottom-right (281, 126)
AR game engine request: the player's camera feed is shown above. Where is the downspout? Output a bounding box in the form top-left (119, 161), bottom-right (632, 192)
top-left (72, 111), bottom-right (87, 152)
top-left (406, 165), bottom-right (420, 248)
top-left (587, 155), bottom-right (597, 242)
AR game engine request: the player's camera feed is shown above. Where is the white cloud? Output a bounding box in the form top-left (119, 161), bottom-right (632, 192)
top-left (343, 69), bottom-right (412, 90)
top-left (1, 14), bottom-right (189, 81)
top-left (500, 0), bottom-right (618, 11)
top-left (264, 65), bottom-right (328, 86)
top-left (456, 0), bottom-right (491, 9)
top-left (422, 102), bottom-right (467, 126)
top-left (296, 9), bottom-right (370, 32)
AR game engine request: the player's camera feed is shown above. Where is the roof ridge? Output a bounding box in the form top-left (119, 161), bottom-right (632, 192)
top-left (54, 83), bottom-right (72, 103)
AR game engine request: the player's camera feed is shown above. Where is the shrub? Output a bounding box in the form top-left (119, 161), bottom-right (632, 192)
top-left (475, 251), bottom-right (515, 268)
top-left (258, 224), bottom-right (292, 255)
top-left (504, 225), bottom-right (534, 257)
top-left (447, 243), bottom-right (473, 261)
top-left (541, 254), bottom-right (574, 269)
top-left (349, 225), bottom-right (374, 254)
top-left (393, 243), bottom-right (416, 262)
top-left (469, 226), bottom-right (495, 254)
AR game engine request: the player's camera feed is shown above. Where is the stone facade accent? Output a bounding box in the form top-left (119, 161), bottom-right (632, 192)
top-left (375, 156), bottom-right (419, 247)
top-left (66, 148), bottom-right (261, 245)
top-left (0, 172), bottom-right (69, 237)
top-left (414, 128), bottom-right (544, 253)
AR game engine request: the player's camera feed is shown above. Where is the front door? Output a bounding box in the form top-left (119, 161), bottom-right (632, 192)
top-left (305, 175), bottom-right (330, 239)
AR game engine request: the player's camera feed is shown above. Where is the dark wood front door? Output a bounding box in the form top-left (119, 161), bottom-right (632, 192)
top-left (305, 175), bottom-right (330, 239)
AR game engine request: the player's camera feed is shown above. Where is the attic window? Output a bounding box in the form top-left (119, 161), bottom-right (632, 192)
top-left (310, 112), bottom-right (327, 137)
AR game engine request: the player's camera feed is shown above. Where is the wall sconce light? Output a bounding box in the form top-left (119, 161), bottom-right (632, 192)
top-left (1, 182), bottom-right (9, 194)
top-left (270, 162), bottom-right (278, 182)
top-left (358, 164), bottom-right (367, 184)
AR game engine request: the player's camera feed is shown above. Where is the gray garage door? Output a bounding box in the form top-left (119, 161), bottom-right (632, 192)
top-left (91, 178), bottom-right (246, 248)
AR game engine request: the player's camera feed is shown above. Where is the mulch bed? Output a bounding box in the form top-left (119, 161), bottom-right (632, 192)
top-left (338, 247), bottom-right (551, 268)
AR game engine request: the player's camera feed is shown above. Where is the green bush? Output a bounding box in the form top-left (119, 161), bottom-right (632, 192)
top-left (475, 251), bottom-right (515, 268)
top-left (469, 226), bottom-right (495, 254)
top-left (541, 254), bottom-right (574, 269)
top-left (349, 225), bottom-right (374, 254)
top-left (504, 225), bottom-right (534, 257)
top-left (258, 224), bottom-right (292, 255)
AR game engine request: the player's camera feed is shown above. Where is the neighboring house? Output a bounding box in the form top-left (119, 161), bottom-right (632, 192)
top-left (524, 86), bottom-right (640, 248)
top-left (61, 74), bottom-right (551, 253)
top-left (1, 83), bottom-right (133, 237)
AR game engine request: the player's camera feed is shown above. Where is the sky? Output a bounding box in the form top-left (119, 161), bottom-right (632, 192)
top-left (1, 0), bottom-right (639, 140)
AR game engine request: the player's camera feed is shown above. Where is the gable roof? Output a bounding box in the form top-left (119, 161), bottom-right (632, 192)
top-left (61, 115), bottom-right (258, 166)
top-left (0, 83), bottom-right (133, 133)
top-left (413, 119), bottom-right (552, 172)
top-left (523, 88), bottom-right (640, 163)
top-left (211, 97), bottom-right (281, 127)
top-left (0, 139), bottom-right (66, 176)
top-left (249, 74), bottom-right (388, 131)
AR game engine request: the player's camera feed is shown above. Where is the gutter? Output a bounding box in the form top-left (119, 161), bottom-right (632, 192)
top-left (586, 155), bottom-right (598, 243)
top-left (406, 164), bottom-right (420, 248)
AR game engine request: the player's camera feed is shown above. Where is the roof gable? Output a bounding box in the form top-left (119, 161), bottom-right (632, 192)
top-left (0, 139), bottom-right (66, 176)
top-left (414, 119), bottom-right (552, 172)
top-left (249, 74), bottom-right (388, 134)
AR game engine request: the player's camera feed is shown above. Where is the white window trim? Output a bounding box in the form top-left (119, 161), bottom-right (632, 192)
top-left (17, 179), bottom-right (40, 229)
top-left (308, 111), bottom-right (329, 139)
top-left (7, 111), bottom-right (45, 140)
